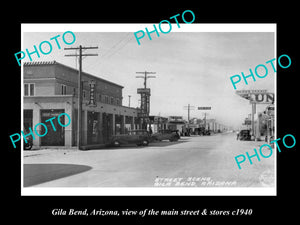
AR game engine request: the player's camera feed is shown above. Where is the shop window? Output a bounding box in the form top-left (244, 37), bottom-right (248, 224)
top-left (61, 85), bottom-right (67, 95)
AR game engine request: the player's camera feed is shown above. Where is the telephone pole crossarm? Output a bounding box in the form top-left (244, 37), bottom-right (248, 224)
top-left (135, 71), bottom-right (156, 89)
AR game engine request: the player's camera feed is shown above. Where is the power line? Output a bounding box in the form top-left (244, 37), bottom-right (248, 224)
top-left (101, 33), bottom-right (131, 58)
top-left (103, 35), bottom-right (134, 60)
top-left (82, 34), bottom-right (134, 73)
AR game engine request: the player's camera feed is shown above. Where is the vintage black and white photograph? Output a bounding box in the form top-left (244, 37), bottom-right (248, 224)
top-left (20, 24), bottom-right (276, 195)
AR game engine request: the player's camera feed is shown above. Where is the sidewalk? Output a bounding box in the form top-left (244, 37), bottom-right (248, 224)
top-left (23, 148), bottom-right (79, 158)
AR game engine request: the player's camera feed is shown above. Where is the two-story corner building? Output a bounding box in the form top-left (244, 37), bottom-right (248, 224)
top-left (23, 61), bottom-right (140, 149)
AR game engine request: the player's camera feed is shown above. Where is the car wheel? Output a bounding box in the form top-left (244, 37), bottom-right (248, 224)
top-left (142, 140), bottom-right (149, 146)
top-left (24, 144), bottom-right (32, 150)
top-left (113, 140), bottom-right (120, 147)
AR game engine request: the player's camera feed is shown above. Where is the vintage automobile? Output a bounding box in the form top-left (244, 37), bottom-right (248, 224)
top-left (238, 129), bottom-right (251, 141)
top-left (151, 129), bottom-right (180, 142)
top-left (110, 129), bottom-right (151, 147)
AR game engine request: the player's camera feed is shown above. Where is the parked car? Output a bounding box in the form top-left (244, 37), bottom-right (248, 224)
top-left (238, 129), bottom-right (251, 141)
top-left (110, 129), bottom-right (151, 147)
top-left (23, 136), bottom-right (33, 150)
top-left (151, 129), bottom-right (180, 142)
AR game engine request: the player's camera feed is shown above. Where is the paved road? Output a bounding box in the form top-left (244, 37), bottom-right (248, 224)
top-left (24, 132), bottom-right (275, 188)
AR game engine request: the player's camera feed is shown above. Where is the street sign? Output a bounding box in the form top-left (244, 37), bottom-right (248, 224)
top-left (137, 88), bottom-right (151, 94)
top-left (236, 90), bottom-right (267, 95)
top-left (236, 90), bottom-right (267, 101)
top-left (250, 93), bottom-right (274, 104)
top-left (236, 90), bottom-right (274, 104)
top-left (198, 107), bottom-right (211, 110)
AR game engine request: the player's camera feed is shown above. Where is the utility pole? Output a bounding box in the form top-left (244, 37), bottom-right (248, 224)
top-left (128, 95), bottom-right (131, 107)
top-left (203, 112), bottom-right (208, 130)
top-left (64, 45), bottom-right (98, 150)
top-left (183, 104), bottom-right (195, 123)
top-left (136, 71), bottom-right (156, 89)
top-left (135, 71), bottom-right (156, 130)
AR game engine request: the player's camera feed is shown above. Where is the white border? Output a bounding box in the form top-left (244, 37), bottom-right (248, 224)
top-left (21, 23), bottom-right (277, 196)
top-left (22, 187), bottom-right (275, 196)
top-left (21, 23), bottom-right (276, 32)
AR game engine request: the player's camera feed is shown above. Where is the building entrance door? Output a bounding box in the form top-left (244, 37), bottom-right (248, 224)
top-left (40, 109), bottom-right (65, 146)
top-left (23, 109), bottom-right (33, 132)
top-left (102, 113), bottom-right (113, 144)
top-left (87, 111), bottom-right (100, 145)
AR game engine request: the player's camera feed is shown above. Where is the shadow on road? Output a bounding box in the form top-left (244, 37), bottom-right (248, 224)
top-left (23, 164), bottom-right (92, 187)
top-left (149, 139), bottom-right (189, 148)
top-left (106, 139), bottom-right (189, 150)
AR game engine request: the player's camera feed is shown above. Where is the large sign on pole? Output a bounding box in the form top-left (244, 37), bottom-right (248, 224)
top-left (88, 80), bottom-right (97, 107)
top-left (236, 90), bottom-right (274, 104)
top-left (138, 88), bottom-right (151, 118)
top-left (250, 93), bottom-right (274, 104)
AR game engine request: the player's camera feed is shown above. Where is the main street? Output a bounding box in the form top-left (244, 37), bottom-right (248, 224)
top-left (23, 132), bottom-right (275, 188)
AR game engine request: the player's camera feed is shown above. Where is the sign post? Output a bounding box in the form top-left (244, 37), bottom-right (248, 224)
top-left (236, 90), bottom-right (274, 141)
top-left (198, 107), bottom-right (211, 132)
top-left (137, 88), bottom-right (151, 129)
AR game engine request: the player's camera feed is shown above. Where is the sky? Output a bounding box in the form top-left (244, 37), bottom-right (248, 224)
top-left (23, 26), bottom-right (275, 129)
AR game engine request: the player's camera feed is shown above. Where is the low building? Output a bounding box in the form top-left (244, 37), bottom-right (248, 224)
top-left (23, 61), bottom-right (140, 149)
top-left (149, 116), bottom-right (168, 133)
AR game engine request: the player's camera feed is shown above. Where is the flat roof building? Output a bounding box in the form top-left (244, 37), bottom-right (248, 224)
top-left (23, 61), bottom-right (140, 149)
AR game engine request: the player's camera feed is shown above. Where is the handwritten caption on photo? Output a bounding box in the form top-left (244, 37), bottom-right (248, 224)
top-left (154, 176), bottom-right (237, 187)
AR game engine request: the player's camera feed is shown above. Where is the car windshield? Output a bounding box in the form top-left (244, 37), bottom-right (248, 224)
top-left (158, 130), bottom-right (172, 134)
top-left (240, 130), bottom-right (250, 134)
top-left (128, 130), bottom-right (147, 135)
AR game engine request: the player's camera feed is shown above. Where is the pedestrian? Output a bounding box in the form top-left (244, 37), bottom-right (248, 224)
top-left (236, 131), bottom-right (239, 140)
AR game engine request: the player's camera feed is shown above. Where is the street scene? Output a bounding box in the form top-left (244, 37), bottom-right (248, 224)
top-left (24, 132), bottom-right (274, 187)
top-left (21, 25), bottom-right (276, 192)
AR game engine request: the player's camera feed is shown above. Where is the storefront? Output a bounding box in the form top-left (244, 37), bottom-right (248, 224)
top-left (23, 61), bottom-right (141, 149)
top-left (40, 109), bottom-right (65, 146)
